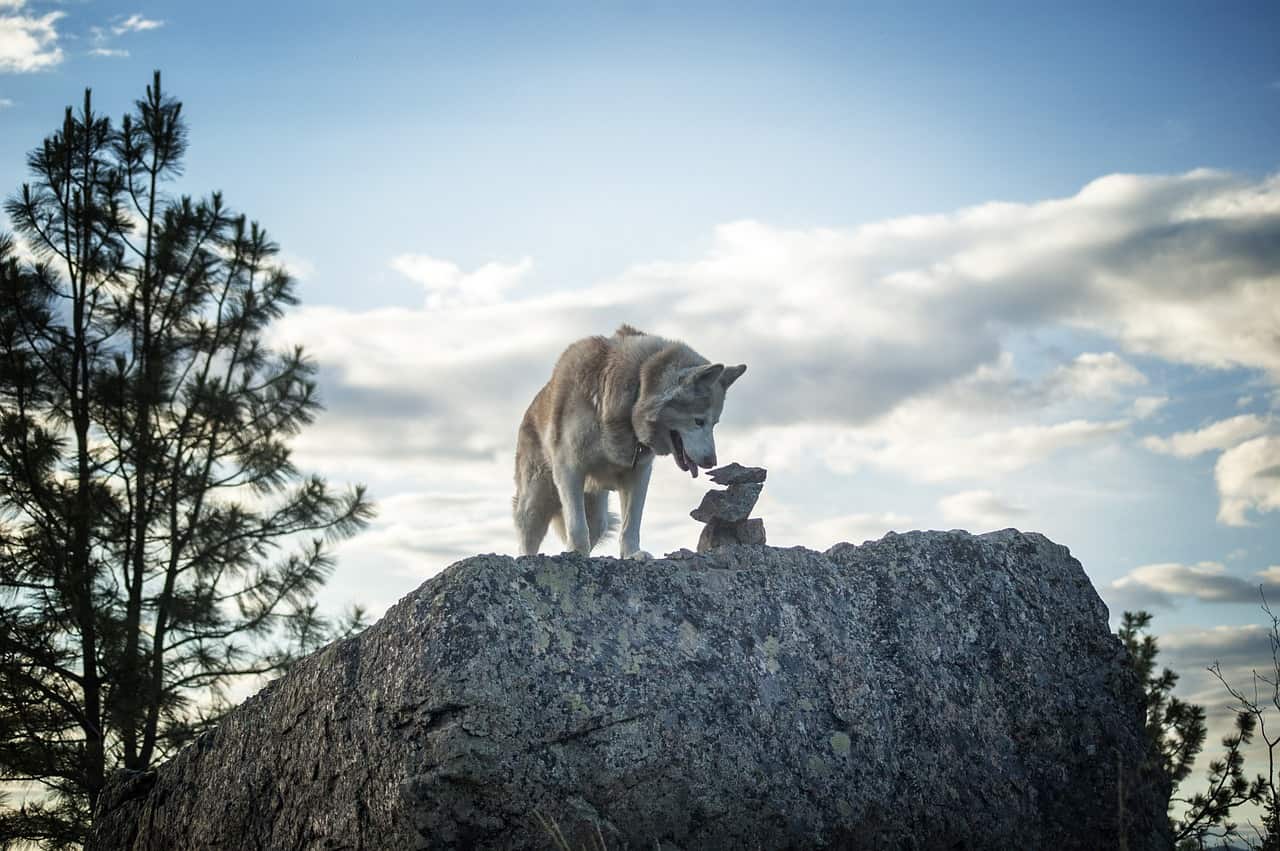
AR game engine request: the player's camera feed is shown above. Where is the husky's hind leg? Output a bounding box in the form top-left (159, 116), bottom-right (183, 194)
top-left (585, 490), bottom-right (616, 552)
top-left (514, 470), bottom-right (558, 556)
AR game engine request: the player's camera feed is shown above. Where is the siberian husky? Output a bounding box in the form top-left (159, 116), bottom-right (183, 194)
top-left (513, 325), bottom-right (746, 559)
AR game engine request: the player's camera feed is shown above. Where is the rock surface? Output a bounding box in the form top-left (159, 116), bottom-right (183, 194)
top-left (89, 530), bottom-right (1170, 850)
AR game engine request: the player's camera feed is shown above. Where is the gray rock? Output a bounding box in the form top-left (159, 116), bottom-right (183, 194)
top-left (697, 517), bottom-right (767, 553)
top-left (88, 530), bottom-right (1170, 850)
top-left (690, 482), bottom-right (763, 523)
top-left (707, 463), bottom-right (767, 485)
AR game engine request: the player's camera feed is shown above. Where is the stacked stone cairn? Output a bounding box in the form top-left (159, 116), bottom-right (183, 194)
top-left (691, 463), bottom-right (768, 553)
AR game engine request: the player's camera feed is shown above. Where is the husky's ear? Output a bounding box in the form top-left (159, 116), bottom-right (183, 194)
top-left (681, 363), bottom-right (725, 389)
top-left (720, 364), bottom-right (746, 388)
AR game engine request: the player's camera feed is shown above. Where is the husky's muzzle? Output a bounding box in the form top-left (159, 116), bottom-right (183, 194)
top-left (670, 430), bottom-right (703, 479)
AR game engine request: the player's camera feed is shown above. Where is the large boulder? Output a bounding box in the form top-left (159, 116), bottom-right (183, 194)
top-left (89, 530), bottom-right (1170, 850)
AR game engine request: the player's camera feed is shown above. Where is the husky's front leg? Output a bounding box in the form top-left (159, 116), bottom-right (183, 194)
top-left (552, 463), bottom-right (591, 555)
top-left (618, 459), bottom-right (653, 560)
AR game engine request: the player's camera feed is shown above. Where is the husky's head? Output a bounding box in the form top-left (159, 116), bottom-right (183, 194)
top-left (653, 362), bottom-right (746, 478)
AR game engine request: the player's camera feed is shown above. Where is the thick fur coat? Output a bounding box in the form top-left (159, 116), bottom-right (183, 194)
top-left (513, 325), bottom-right (745, 558)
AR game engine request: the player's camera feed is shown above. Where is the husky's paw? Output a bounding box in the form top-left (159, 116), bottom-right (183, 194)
top-left (624, 549), bottom-right (654, 561)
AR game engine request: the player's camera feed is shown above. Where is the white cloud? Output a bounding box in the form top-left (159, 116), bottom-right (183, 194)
top-left (827, 415), bottom-right (1127, 483)
top-left (390, 253), bottom-right (533, 308)
top-left (1109, 561), bottom-right (1280, 608)
top-left (83, 13), bottom-right (162, 61)
top-left (336, 491), bottom-right (514, 574)
top-left (1131, 395), bottom-right (1169, 419)
top-left (1142, 413), bottom-right (1272, 458)
top-left (112, 13), bottom-right (162, 35)
top-left (1146, 622), bottom-right (1277, 758)
top-left (0, 96), bottom-right (12, 108)
top-left (1216, 435), bottom-right (1280, 526)
top-left (1134, 618), bottom-right (1274, 701)
top-left (938, 489), bottom-right (1027, 531)
top-left (0, 214), bottom-right (34, 264)
top-left (1047, 352), bottom-right (1146, 400)
top-left (278, 252), bottom-right (316, 281)
top-left (681, 390), bottom-right (1127, 484)
top-left (1140, 414), bottom-right (1278, 526)
top-left (0, 4), bottom-right (64, 72)
top-left (1158, 623), bottom-right (1273, 663)
top-left (800, 512), bottom-right (913, 547)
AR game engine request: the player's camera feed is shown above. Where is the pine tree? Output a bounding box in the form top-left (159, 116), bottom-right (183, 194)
top-left (0, 73), bottom-right (373, 848)
top-left (1120, 611), bottom-right (1267, 849)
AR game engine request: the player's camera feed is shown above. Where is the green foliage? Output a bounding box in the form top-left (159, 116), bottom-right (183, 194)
top-left (0, 74), bottom-right (373, 848)
top-left (1121, 611), bottom-right (1268, 849)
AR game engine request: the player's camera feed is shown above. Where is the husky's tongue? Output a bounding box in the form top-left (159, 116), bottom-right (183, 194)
top-left (670, 431), bottom-right (698, 478)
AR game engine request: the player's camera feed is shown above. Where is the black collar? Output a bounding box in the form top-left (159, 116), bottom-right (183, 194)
top-left (632, 442), bottom-right (653, 468)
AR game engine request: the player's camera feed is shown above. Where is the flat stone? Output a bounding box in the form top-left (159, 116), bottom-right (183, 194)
top-left (697, 518), bottom-right (767, 553)
top-left (707, 463), bottom-right (767, 485)
top-left (690, 482), bottom-right (763, 523)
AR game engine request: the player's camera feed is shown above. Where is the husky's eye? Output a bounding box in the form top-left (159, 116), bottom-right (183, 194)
top-left (694, 418), bottom-right (705, 427)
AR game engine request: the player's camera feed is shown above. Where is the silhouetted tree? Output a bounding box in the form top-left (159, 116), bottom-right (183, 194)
top-left (1208, 596), bottom-right (1280, 850)
top-left (0, 73), bottom-right (372, 848)
top-left (1121, 610), bottom-right (1267, 849)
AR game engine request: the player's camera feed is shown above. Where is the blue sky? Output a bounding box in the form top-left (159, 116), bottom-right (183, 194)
top-left (3, 0), bottom-right (1280, 785)
top-left (6, 1), bottom-right (1279, 311)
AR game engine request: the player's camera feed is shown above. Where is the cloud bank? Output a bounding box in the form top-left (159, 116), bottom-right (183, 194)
top-left (266, 169), bottom-right (1280, 577)
top-left (939, 490), bottom-right (1027, 531)
top-left (1110, 561), bottom-right (1280, 608)
top-left (281, 170), bottom-right (1280, 466)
